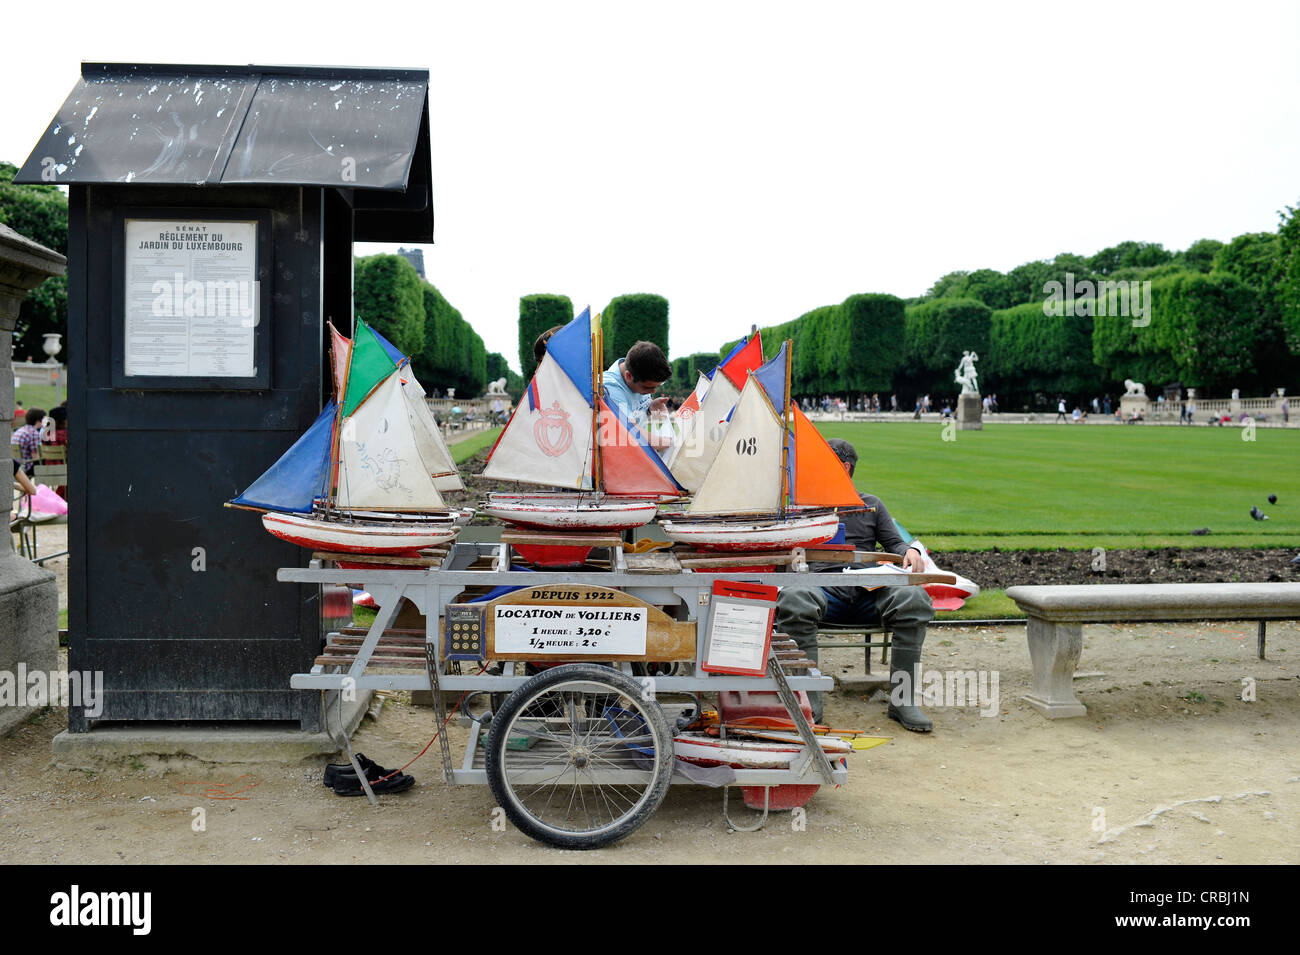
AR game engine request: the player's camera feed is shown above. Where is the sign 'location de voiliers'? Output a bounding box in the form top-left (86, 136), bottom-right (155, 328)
top-left (123, 219), bottom-right (258, 377)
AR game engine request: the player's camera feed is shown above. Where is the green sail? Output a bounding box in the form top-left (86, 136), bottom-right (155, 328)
top-left (341, 320), bottom-right (399, 417)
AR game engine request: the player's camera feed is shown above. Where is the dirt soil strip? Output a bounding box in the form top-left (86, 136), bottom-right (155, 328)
top-left (2, 625), bottom-right (1295, 864)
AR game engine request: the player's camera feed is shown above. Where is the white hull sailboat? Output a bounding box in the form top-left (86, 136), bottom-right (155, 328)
top-left (481, 307), bottom-right (684, 546)
top-left (231, 321), bottom-right (467, 558)
top-left (481, 493), bottom-right (660, 531)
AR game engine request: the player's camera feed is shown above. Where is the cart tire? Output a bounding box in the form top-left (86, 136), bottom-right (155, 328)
top-left (485, 663), bottom-right (673, 849)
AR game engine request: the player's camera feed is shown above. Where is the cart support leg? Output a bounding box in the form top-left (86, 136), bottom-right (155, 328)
top-left (723, 784), bottom-right (770, 832)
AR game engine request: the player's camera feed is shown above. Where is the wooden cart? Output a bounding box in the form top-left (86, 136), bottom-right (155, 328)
top-left (283, 538), bottom-right (950, 849)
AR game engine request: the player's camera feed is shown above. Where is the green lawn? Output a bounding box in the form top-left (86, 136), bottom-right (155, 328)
top-left (13, 383), bottom-right (65, 413)
top-left (451, 427), bottom-right (502, 464)
top-left (817, 422), bottom-right (1300, 550)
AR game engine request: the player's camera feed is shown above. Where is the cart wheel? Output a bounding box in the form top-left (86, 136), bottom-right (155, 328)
top-left (485, 663), bottom-right (674, 850)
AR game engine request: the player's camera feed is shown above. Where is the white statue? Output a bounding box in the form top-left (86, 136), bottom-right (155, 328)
top-left (1231, 388), bottom-right (1240, 400)
top-left (1123, 379), bottom-right (1146, 397)
top-left (486, 377), bottom-right (508, 396)
top-left (953, 350), bottom-right (979, 396)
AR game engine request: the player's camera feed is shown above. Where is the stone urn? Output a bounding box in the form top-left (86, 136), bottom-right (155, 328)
top-left (42, 332), bottom-right (62, 363)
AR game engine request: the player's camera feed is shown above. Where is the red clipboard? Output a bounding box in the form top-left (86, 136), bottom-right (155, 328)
top-left (701, 580), bottom-right (778, 677)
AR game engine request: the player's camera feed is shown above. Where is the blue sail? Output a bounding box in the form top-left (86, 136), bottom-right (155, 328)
top-left (544, 307), bottom-right (594, 405)
top-left (366, 323), bottom-right (409, 367)
top-left (754, 341), bottom-right (789, 412)
top-left (231, 402), bottom-right (336, 513)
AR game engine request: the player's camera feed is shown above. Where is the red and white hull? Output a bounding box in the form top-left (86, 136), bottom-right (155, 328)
top-left (262, 511), bottom-right (459, 555)
top-left (658, 512), bottom-right (840, 552)
top-left (673, 732), bottom-right (851, 770)
top-left (483, 493), bottom-right (659, 531)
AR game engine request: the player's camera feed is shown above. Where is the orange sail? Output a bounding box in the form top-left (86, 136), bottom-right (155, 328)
top-left (597, 399), bottom-right (681, 497)
top-left (790, 406), bottom-right (862, 508)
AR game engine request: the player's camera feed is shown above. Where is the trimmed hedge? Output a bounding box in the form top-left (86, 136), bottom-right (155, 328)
top-left (486, 352), bottom-right (524, 396)
top-left (1092, 270), bottom-right (1275, 391)
top-left (987, 302), bottom-right (1100, 397)
top-left (601, 293), bottom-right (669, 366)
top-left (901, 298), bottom-right (991, 396)
top-left (689, 351), bottom-right (720, 381)
top-left (354, 254), bottom-right (426, 358)
top-left (713, 294), bottom-right (905, 397)
top-left (414, 284), bottom-right (487, 396)
top-left (519, 294), bottom-right (574, 382)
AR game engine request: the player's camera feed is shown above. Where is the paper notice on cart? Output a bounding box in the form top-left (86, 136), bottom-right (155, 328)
top-left (704, 601), bottom-right (772, 673)
top-left (493, 605), bottom-right (648, 655)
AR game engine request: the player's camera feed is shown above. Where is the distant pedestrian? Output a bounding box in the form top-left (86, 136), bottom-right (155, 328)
top-left (1055, 398), bottom-right (1068, 423)
top-left (1103, 394), bottom-right (1111, 415)
top-left (1283, 397), bottom-right (1290, 424)
top-left (890, 394), bottom-right (898, 413)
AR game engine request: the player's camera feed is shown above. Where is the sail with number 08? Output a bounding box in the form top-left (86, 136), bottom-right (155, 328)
top-left (659, 339), bottom-right (862, 551)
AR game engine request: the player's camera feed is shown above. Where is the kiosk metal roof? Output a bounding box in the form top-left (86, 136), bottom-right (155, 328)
top-left (15, 63), bottom-right (433, 241)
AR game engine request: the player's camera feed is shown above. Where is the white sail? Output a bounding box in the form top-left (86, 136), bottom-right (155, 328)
top-left (337, 372), bottom-right (446, 510)
top-left (669, 371), bottom-right (739, 492)
top-left (688, 376), bottom-right (785, 515)
top-left (401, 374), bottom-right (463, 492)
top-left (484, 352), bottom-right (595, 489)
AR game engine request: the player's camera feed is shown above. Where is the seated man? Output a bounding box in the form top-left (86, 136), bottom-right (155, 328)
top-left (774, 439), bottom-right (936, 731)
top-left (10, 407), bottom-right (45, 477)
top-left (601, 340), bottom-right (673, 449)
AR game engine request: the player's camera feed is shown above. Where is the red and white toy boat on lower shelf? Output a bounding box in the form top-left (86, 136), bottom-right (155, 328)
top-left (480, 308), bottom-right (684, 562)
top-left (659, 341), bottom-right (864, 552)
top-left (229, 320), bottom-right (469, 559)
top-left (673, 731), bottom-right (853, 770)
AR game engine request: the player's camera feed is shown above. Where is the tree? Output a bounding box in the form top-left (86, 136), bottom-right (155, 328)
top-left (1213, 232), bottom-right (1278, 294)
top-left (413, 283), bottom-right (487, 395)
top-left (988, 303), bottom-right (1100, 399)
top-left (901, 298), bottom-right (991, 396)
top-left (1180, 238), bottom-right (1224, 273)
top-left (353, 254), bottom-right (425, 358)
top-left (1274, 202), bottom-right (1300, 351)
top-left (0, 161), bottom-right (68, 359)
top-left (518, 294), bottom-right (573, 382)
top-left (601, 293), bottom-right (669, 366)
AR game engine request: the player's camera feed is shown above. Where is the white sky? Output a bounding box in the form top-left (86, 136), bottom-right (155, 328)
top-left (3, 1), bottom-right (1298, 372)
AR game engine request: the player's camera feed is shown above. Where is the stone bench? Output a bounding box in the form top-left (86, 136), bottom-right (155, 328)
top-left (1005, 584), bottom-right (1300, 719)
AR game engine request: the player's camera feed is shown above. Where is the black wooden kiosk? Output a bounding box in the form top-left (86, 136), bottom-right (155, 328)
top-left (15, 63), bottom-right (433, 733)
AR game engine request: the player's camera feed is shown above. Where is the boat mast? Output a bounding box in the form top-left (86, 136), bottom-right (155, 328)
top-left (778, 337), bottom-right (793, 519)
top-left (591, 309), bottom-right (603, 496)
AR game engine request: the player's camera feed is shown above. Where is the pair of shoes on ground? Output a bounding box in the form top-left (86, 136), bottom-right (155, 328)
top-left (323, 753), bottom-right (415, 796)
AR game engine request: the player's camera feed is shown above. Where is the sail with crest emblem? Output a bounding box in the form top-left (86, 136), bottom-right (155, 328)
top-left (483, 307), bottom-right (681, 497)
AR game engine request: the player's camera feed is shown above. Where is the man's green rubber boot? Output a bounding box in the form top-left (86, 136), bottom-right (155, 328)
top-left (887, 643), bottom-right (933, 733)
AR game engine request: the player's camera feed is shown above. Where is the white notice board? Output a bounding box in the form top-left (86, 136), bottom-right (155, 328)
top-left (123, 219), bottom-right (258, 378)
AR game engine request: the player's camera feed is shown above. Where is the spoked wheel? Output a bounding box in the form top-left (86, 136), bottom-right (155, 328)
top-left (485, 663), bottom-right (674, 849)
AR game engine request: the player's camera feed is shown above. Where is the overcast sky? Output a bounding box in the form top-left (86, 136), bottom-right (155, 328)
top-left (4, 1), bottom-right (1298, 371)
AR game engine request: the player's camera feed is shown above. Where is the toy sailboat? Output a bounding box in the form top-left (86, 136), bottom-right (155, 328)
top-left (228, 320), bottom-right (470, 556)
top-left (481, 307), bottom-right (684, 531)
top-left (663, 331), bottom-right (762, 492)
top-left (659, 340), bottom-right (862, 551)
